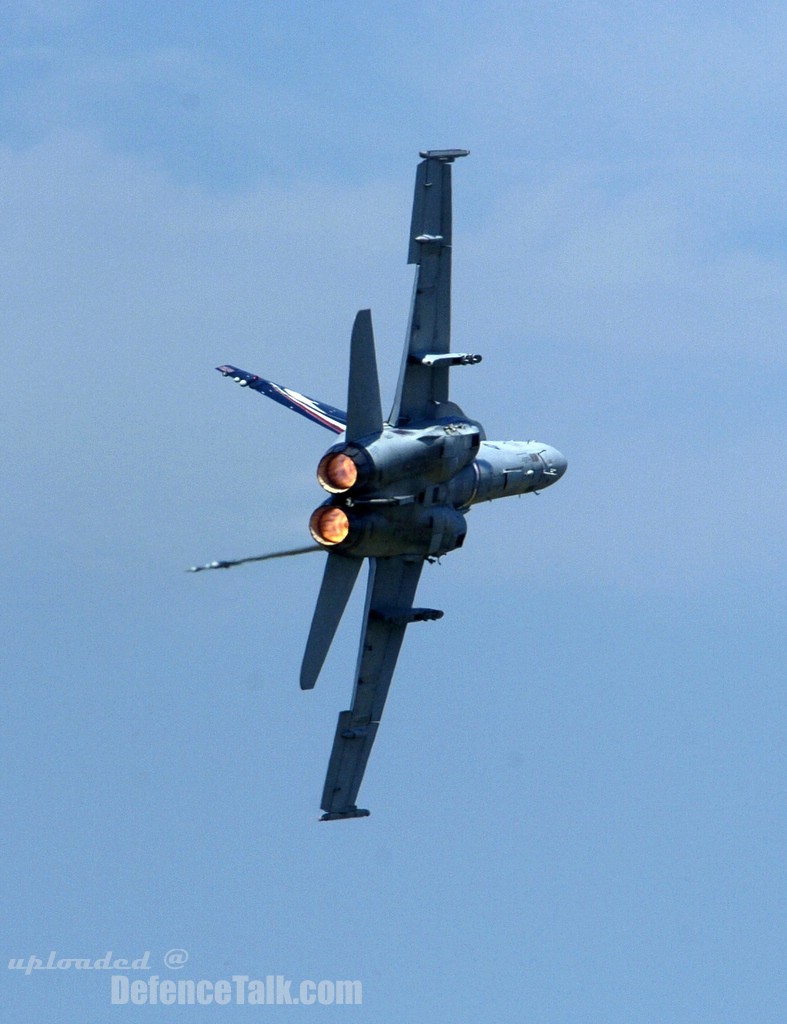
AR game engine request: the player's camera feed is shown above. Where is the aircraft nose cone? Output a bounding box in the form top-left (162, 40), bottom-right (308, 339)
top-left (543, 446), bottom-right (567, 483)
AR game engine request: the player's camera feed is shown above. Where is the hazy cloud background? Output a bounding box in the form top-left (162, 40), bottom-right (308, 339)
top-left (3, 3), bottom-right (785, 1021)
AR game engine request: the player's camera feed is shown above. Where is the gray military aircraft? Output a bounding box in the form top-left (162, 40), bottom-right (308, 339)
top-left (200, 150), bottom-right (566, 819)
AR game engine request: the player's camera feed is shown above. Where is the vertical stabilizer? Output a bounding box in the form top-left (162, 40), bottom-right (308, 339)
top-left (346, 309), bottom-right (383, 440)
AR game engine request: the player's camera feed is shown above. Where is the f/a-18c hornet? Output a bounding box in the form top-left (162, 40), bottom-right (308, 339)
top-left (193, 150), bottom-right (567, 820)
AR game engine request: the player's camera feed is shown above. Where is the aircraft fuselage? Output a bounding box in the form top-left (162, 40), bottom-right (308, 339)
top-left (309, 422), bottom-right (567, 559)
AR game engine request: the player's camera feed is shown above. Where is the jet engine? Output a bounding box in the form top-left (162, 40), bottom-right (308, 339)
top-left (309, 502), bottom-right (467, 559)
top-left (316, 422), bottom-right (481, 498)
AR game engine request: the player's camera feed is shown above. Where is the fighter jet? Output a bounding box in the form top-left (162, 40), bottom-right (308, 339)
top-left (206, 150), bottom-right (566, 819)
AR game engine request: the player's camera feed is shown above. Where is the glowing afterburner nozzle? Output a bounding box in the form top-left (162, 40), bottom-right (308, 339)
top-left (317, 452), bottom-right (358, 493)
top-left (309, 506), bottom-right (350, 546)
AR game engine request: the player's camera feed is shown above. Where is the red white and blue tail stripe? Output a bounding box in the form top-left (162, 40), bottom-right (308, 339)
top-left (216, 366), bottom-right (346, 434)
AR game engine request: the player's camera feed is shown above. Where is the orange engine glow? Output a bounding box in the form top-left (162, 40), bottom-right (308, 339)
top-left (309, 506), bottom-right (350, 546)
top-left (320, 452), bottom-right (358, 492)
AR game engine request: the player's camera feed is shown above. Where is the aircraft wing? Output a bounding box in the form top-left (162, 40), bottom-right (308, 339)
top-left (216, 365), bottom-right (346, 433)
top-left (319, 555), bottom-right (428, 820)
top-left (389, 149), bottom-right (474, 427)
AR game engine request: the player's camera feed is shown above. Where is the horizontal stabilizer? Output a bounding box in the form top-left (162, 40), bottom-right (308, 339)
top-left (300, 553), bottom-right (363, 690)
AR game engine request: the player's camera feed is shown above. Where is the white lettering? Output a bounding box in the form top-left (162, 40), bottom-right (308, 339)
top-left (129, 979), bottom-right (148, 1004)
top-left (275, 975), bottom-right (293, 1004)
top-left (336, 979), bottom-right (363, 1004)
top-left (9, 950), bottom-right (151, 972)
top-left (111, 975), bottom-right (129, 1004)
top-left (317, 979), bottom-right (334, 1005)
top-left (232, 975), bottom-right (248, 1004)
top-left (177, 978), bottom-right (196, 1004)
top-left (247, 979), bottom-right (265, 1004)
top-left (159, 979), bottom-right (176, 1005)
top-left (214, 980), bottom-right (231, 1005)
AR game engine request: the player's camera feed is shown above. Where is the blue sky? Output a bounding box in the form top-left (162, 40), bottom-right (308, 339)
top-left (3, 2), bottom-right (786, 1021)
